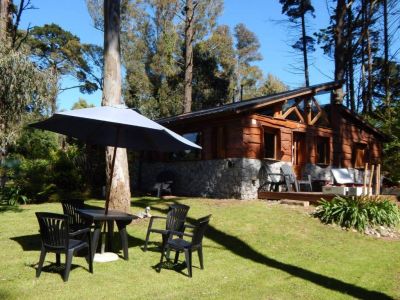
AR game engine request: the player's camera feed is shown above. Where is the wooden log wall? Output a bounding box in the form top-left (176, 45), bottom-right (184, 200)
top-left (160, 104), bottom-right (383, 169)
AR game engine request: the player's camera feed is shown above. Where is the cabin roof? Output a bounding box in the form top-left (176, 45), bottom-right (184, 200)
top-left (157, 80), bottom-right (387, 140)
top-left (158, 81), bottom-right (341, 124)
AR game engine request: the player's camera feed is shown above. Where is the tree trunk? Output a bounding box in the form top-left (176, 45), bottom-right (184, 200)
top-left (383, 0), bottom-right (391, 124)
top-left (102, 0), bottom-right (131, 213)
top-left (332, 0), bottom-right (347, 104)
top-left (183, 0), bottom-right (194, 113)
top-left (0, 0), bottom-right (10, 42)
top-left (346, 2), bottom-right (355, 112)
top-left (300, 7), bottom-right (310, 87)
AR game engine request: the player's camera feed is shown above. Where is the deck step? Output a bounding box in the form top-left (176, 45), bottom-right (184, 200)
top-left (279, 199), bottom-right (309, 207)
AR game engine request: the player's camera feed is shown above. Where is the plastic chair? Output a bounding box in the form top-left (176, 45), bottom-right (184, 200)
top-left (280, 164), bottom-right (312, 192)
top-left (61, 199), bottom-right (90, 232)
top-left (157, 215), bottom-right (212, 277)
top-left (35, 212), bottom-right (93, 282)
top-left (144, 203), bottom-right (190, 251)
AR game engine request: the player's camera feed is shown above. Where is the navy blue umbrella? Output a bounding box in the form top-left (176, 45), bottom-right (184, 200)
top-left (31, 105), bottom-right (201, 213)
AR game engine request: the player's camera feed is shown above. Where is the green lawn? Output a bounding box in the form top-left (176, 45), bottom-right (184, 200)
top-left (0, 198), bottom-right (399, 300)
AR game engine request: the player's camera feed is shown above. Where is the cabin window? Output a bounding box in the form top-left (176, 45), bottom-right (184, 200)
top-left (316, 136), bottom-right (329, 165)
top-left (263, 128), bottom-right (279, 159)
top-left (213, 127), bottom-right (225, 159)
top-left (170, 131), bottom-right (202, 160)
top-left (353, 143), bottom-right (368, 168)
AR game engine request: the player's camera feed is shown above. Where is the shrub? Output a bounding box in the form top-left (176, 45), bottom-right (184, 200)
top-left (313, 195), bottom-right (400, 232)
top-left (0, 186), bottom-right (28, 206)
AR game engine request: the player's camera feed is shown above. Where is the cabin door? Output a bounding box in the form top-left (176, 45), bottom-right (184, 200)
top-left (292, 132), bottom-right (306, 178)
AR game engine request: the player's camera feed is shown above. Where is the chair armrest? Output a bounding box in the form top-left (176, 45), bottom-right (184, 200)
top-left (150, 216), bottom-right (167, 220)
top-left (69, 227), bottom-right (90, 237)
top-left (168, 230), bottom-right (193, 238)
top-left (183, 224), bottom-right (196, 230)
top-left (147, 215), bottom-right (167, 231)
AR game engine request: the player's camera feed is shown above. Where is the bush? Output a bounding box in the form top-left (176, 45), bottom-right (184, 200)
top-left (0, 186), bottom-right (28, 206)
top-left (313, 195), bottom-right (400, 232)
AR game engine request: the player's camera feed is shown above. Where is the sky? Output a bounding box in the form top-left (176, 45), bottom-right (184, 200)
top-left (19, 0), bottom-right (335, 111)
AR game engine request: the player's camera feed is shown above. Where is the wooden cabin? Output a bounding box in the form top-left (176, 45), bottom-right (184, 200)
top-left (138, 81), bottom-right (386, 199)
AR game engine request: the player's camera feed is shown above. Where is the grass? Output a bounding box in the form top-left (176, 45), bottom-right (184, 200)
top-left (0, 197), bottom-right (399, 300)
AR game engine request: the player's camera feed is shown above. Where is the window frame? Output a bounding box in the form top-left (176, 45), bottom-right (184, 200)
top-left (315, 136), bottom-right (330, 165)
top-left (262, 127), bottom-right (280, 160)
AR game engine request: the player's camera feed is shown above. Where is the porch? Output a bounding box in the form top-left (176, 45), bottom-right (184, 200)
top-left (258, 191), bottom-right (335, 204)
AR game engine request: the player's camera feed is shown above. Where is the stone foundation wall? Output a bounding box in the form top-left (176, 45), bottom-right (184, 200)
top-left (138, 159), bottom-right (369, 199)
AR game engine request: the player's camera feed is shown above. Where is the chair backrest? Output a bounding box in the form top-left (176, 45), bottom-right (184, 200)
top-left (165, 204), bottom-right (190, 232)
top-left (36, 212), bottom-right (69, 250)
top-left (331, 168), bottom-right (354, 185)
top-left (191, 215), bottom-right (212, 246)
top-left (280, 164), bottom-right (296, 183)
top-left (61, 199), bottom-right (85, 227)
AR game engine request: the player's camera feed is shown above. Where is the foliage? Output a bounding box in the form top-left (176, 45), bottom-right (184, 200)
top-left (0, 185), bottom-right (28, 206)
top-left (28, 23), bottom-right (102, 98)
top-left (234, 23), bottom-right (263, 100)
top-left (279, 0), bottom-right (315, 86)
top-left (258, 73), bottom-right (289, 96)
top-left (12, 127), bottom-right (59, 160)
top-left (71, 98), bottom-right (95, 110)
top-left (314, 195), bottom-right (400, 232)
top-left (0, 44), bottom-right (55, 150)
top-left (10, 130), bottom-right (92, 203)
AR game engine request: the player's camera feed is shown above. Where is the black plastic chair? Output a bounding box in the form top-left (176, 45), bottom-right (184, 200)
top-left (61, 199), bottom-right (89, 232)
top-left (158, 215), bottom-right (211, 277)
top-left (144, 203), bottom-right (190, 251)
top-left (35, 212), bottom-right (93, 282)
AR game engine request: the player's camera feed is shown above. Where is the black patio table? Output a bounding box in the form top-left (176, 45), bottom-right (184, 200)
top-left (77, 209), bottom-right (136, 260)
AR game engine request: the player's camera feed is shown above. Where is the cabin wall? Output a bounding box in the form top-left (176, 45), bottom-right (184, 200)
top-left (335, 116), bottom-right (382, 168)
top-left (139, 108), bottom-right (383, 199)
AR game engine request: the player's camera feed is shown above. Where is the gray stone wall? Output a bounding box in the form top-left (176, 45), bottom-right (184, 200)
top-left (138, 159), bottom-right (369, 199)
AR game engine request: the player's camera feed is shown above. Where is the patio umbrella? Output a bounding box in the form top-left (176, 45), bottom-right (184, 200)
top-left (30, 105), bottom-right (201, 213)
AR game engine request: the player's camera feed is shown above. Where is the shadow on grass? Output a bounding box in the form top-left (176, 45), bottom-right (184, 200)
top-left (0, 205), bottom-right (23, 213)
top-left (26, 261), bottom-right (89, 280)
top-left (133, 197), bottom-right (393, 299)
top-left (11, 234), bottom-right (41, 251)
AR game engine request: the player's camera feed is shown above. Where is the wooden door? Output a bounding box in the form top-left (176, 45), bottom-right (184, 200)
top-left (292, 132), bottom-right (306, 178)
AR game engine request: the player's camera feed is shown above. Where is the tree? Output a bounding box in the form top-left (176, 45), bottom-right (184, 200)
top-left (28, 24), bottom-right (102, 112)
top-left (0, 0), bottom-right (11, 42)
top-left (234, 23), bottom-right (263, 101)
top-left (279, 0), bottom-right (315, 87)
top-left (0, 43), bottom-right (55, 162)
top-left (102, 0), bottom-right (131, 213)
top-left (258, 73), bottom-right (289, 96)
top-left (181, 0), bottom-right (223, 113)
top-left (71, 98), bottom-right (95, 110)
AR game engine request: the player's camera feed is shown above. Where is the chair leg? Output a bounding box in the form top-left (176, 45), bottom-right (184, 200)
top-left (198, 247), bottom-right (204, 269)
top-left (184, 249), bottom-right (192, 278)
top-left (174, 250), bottom-right (180, 264)
top-left (144, 228), bottom-right (151, 252)
top-left (158, 245), bottom-right (166, 273)
top-left (64, 250), bottom-right (73, 282)
top-left (56, 253), bottom-right (61, 266)
top-left (36, 246), bottom-right (46, 278)
top-left (87, 232), bottom-right (93, 274)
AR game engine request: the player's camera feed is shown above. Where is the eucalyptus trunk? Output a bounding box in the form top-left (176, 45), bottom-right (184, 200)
top-left (300, 4), bottom-right (310, 87)
top-left (183, 0), bottom-right (194, 113)
top-left (332, 0), bottom-right (347, 104)
top-left (0, 0), bottom-right (10, 41)
top-left (102, 0), bottom-right (131, 213)
top-left (383, 0), bottom-right (391, 124)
